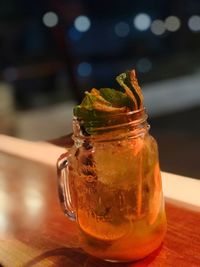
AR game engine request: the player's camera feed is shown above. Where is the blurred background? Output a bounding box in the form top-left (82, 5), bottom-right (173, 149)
top-left (0, 0), bottom-right (199, 178)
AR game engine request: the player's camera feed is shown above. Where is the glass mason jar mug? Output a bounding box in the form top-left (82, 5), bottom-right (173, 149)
top-left (57, 109), bottom-right (167, 262)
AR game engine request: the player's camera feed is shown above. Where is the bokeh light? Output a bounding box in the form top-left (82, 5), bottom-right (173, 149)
top-left (68, 27), bottom-right (82, 41)
top-left (74, 15), bottom-right (91, 32)
top-left (151, 20), bottom-right (165, 35)
top-left (133, 13), bottom-right (151, 31)
top-left (137, 58), bottom-right (152, 73)
top-left (188, 15), bottom-right (200, 32)
top-left (114, 22), bottom-right (130, 37)
top-left (42, 12), bottom-right (58, 28)
top-left (165, 16), bottom-right (181, 32)
top-left (77, 62), bottom-right (92, 77)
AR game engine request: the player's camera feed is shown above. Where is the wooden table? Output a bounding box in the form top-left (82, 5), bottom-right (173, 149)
top-left (0, 135), bottom-right (200, 267)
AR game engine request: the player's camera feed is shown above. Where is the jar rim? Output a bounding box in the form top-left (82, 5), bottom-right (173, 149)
top-left (73, 107), bottom-right (146, 122)
top-left (72, 107), bottom-right (148, 137)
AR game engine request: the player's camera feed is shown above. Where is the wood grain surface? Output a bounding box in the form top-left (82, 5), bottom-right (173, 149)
top-left (0, 152), bottom-right (200, 267)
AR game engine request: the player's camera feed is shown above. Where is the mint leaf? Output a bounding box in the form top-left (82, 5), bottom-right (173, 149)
top-left (73, 69), bottom-right (144, 135)
top-left (99, 88), bottom-right (133, 109)
top-left (116, 70), bottom-right (143, 109)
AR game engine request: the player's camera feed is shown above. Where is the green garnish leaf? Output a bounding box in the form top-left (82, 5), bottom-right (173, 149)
top-left (99, 88), bottom-right (133, 109)
top-left (116, 70), bottom-right (143, 109)
top-left (73, 69), bottom-right (144, 135)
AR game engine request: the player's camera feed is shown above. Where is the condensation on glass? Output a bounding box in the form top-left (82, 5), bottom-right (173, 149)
top-left (57, 109), bottom-right (167, 262)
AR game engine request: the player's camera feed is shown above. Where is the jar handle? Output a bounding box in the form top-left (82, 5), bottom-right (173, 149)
top-left (57, 153), bottom-right (76, 221)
